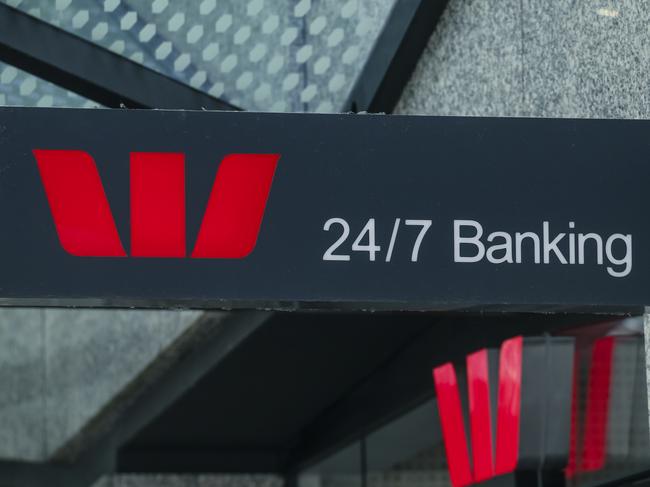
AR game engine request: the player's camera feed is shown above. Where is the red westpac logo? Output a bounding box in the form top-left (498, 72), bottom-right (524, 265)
top-left (33, 149), bottom-right (279, 258)
top-left (433, 336), bottom-right (523, 487)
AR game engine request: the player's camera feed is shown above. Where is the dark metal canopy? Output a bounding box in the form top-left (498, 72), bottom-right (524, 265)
top-left (345, 0), bottom-right (449, 113)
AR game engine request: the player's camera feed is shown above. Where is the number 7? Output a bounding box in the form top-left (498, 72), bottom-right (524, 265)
top-left (405, 220), bottom-right (431, 262)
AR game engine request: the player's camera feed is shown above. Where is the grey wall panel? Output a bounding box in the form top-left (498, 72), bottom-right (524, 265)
top-left (0, 309), bottom-right (201, 461)
top-left (396, 0), bottom-right (650, 119)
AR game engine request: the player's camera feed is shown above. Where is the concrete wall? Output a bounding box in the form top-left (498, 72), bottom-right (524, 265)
top-left (396, 0), bottom-right (650, 119)
top-left (0, 309), bottom-right (200, 461)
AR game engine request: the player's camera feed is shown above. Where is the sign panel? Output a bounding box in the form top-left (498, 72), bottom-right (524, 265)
top-left (0, 107), bottom-right (647, 310)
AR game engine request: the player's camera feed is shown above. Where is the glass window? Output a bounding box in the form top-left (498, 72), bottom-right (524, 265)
top-left (298, 442), bottom-right (362, 487)
top-left (565, 319), bottom-right (650, 486)
top-left (3, 0), bottom-right (398, 112)
top-left (297, 402), bottom-right (452, 487)
top-left (367, 400), bottom-right (451, 487)
top-left (299, 318), bottom-right (650, 487)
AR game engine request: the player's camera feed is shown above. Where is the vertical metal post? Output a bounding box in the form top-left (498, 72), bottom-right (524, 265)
top-left (643, 306), bottom-right (650, 442)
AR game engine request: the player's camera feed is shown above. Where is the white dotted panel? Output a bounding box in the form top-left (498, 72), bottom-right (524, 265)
top-left (1, 0), bottom-right (397, 112)
top-left (0, 61), bottom-right (100, 108)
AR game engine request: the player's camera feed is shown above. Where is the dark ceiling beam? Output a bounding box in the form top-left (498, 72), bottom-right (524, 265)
top-left (54, 311), bottom-right (272, 463)
top-left (344, 0), bottom-right (449, 114)
top-left (116, 312), bottom-right (435, 475)
top-left (0, 4), bottom-right (239, 110)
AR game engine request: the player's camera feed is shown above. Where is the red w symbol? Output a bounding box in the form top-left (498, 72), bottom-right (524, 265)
top-left (33, 150), bottom-right (279, 258)
top-left (433, 336), bottom-right (523, 487)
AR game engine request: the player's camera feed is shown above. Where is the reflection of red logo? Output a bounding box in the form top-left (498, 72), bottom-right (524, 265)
top-left (433, 336), bottom-right (523, 487)
top-left (566, 336), bottom-right (614, 477)
top-left (33, 150), bottom-right (279, 258)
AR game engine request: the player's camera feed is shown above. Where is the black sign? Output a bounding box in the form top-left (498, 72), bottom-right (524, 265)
top-left (0, 107), bottom-right (647, 311)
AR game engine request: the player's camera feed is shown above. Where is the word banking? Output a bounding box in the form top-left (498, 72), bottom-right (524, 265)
top-left (453, 220), bottom-right (632, 278)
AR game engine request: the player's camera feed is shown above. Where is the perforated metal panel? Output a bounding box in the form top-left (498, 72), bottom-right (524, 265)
top-left (0, 60), bottom-right (100, 108)
top-left (2, 0), bottom-right (396, 112)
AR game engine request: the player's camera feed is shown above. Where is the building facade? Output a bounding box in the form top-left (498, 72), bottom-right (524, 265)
top-left (0, 1), bottom-right (648, 486)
